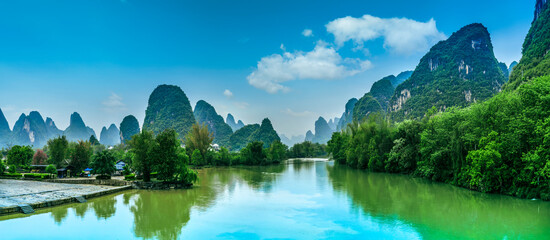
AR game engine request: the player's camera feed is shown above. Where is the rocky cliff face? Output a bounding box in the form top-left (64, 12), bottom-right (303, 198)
top-left (0, 108), bottom-right (10, 146)
top-left (226, 113), bottom-right (245, 132)
top-left (119, 115), bottom-right (140, 143)
top-left (45, 117), bottom-right (63, 138)
top-left (390, 23), bottom-right (506, 120)
top-left (100, 124), bottom-right (121, 146)
top-left (305, 130), bottom-right (314, 142)
top-left (143, 84), bottom-right (196, 139)
top-left (64, 112), bottom-right (96, 142)
top-left (311, 117), bottom-right (334, 144)
top-left (535, 0), bottom-right (549, 22)
top-left (12, 111), bottom-right (49, 147)
top-left (336, 98), bottom-right (358, 131)
top-left (194, 100), bottom-right (233, 146)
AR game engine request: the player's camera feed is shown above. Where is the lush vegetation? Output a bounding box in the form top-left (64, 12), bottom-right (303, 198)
top-left (119, 115), bottom-right (141, 143)
top-left (91, 150), bottom-right (117, 178)
top-left (228, 118), bottom-right (280, 150)
top-left (143, 84), bottom-right (196, 139)
top-left (194, 100), bottom-right (233, 146)
top-left (288, 141), bottom-right (327, 158)
top-left (508, 3), bottom-right (550, 89)
top-left (390, 23), bottom-right (507, 121)
top-left (328, 75), bottom-right (550, 200)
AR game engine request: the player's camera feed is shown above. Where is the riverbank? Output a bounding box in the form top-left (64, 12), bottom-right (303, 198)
top-left (0, 179), bottom-right (132, 215)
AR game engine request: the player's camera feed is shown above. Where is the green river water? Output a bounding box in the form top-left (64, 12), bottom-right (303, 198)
top-left (1, 159), bottom-right (549, 239)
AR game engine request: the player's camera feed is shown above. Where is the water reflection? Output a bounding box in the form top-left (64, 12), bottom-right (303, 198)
top-left (50, 207), bottom-right (68, 224)
top-left (326, 163), bottom-right (550, 239)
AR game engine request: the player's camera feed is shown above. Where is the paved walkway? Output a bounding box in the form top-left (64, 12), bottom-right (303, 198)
top-left (0, 179), bottom-right (118, 207)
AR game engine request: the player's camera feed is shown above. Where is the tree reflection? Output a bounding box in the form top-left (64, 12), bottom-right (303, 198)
top-left (92, 197), bottom-right (117, 220)
top-left (326, 163), bottom-right (550, 239)
top-left (50, 207), bottom-right (68, 224)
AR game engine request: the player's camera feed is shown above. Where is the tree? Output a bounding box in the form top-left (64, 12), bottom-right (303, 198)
top-left (153, 129), bottom-right (183, 181)
top-left (91, 150), bottom-right (116, 177)
top-left (32, 149), bottom-right (48, 165)
top-left (47, 136), bottom-right (69, 167)
top-left (89, 135), bottom-right (100, 145)
top-left (128, 130), bottom-right (155, 182)
top-left (185, 123), bottom-right (213, 162)
top-left (7, 145), bottom-right (34, 167)
top-left (240, 141), bottom-right (266, 165)
top-left (266, 140), bottom-right (287, 164)
top-left (46, 164), bottom-right (57, 178)
top-left (70, 141), bottom-right (92, 176)
top-left (191, 149), bottom-right (204, 166)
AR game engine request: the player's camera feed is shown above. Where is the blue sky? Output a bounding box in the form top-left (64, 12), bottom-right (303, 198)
top-left (0, 0), bottom-right (534, 137)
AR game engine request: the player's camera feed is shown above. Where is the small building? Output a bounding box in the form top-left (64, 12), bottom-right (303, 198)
top-left (211, 143), bottom-right (220, 151)
top-left (57, 165), bottom-right (76, 178)
top-left (115, 160), bottom-right (126, 175)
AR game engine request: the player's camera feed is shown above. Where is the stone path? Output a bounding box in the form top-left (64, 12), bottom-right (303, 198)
top-left (0, 179), bottom-right (118, 207)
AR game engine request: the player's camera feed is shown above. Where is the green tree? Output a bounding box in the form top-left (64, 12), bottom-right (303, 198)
top-left (91, 150), bottom-right (116, 177)
top-left (185, 123), bottom-right (213, 162)
top-left (89, 135), bottom-right (100, 145)
top-left (128, 130), bottom-right (155, 182)
top-left (266, 140), bottom-right (287, 164)
top-left (191, 149), bottom-right (204, 166)
top-left (153, 129), bottom-right (183, 181)
top-left (46, 164), bottom-right (57, 178)
top-left (47, 136), bottom-right (69, 167)
top-left (7, 145), bottom-right (34, 167)
top-left (69, 141), bottom-right (92, 176)
top-left (240, 141), bottom-right (266, 165)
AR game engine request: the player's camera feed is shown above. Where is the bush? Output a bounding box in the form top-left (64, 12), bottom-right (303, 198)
top-left (150, 172), bottom-right (158, 179)
top-left (8, 164), bottom-right (16, 173)
top-left (24, 173), bottom-right (52, 179)
top-left (124, 173), bottom-right (136, 181)
top-left (3, 172), bottom-right (22, 178)
top-left (96, 175), bottom-right (111, 180)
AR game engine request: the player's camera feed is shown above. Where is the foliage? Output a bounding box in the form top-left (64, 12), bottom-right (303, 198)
top-left (238, 141), bottom-right (266, 165)
top-left (124, 173), bottom-right (136, 181)
top-left (24, 173), bottom-right (52, 179)
top-left (89, 135), bottom-right (99, 145)
top-left (143, 84), bottom-right (196, 139)
top-left (191, 149), bottom-right (204, 166)
top-left (266, 140), bottom-right (288, 164)
top-left (185, 123), bottom-right (213, 163)
top-left (288, 141), bottom-right (327, 158)
top-left (32, 149), bottom-right (48, 165)
top-left (369, 76), bottom-right (395, 112)
top-left (128, 130), bottom-right (155, 182)
top-left (91, 150), bottom-right (116, 177)
top-left (508, 4), bottom-right (550, 89)
top-left (228, 124), bottom-right (260, 150)
top-left (0, 160), bottom-right (5, 174)
top-left (193, 100), bottom-right (233, 146)
top-left (8, 164), bottom-right (16, 173)
top-left (120, 115), bottom-right (141, 143)
top-left (46, 164), bottom-right (57, 176)
top-left (390, 23), bottom-right (506, 121)
top-left (327, 75), bottom-right (550, 200)
top-left (7, 145), bottom-right (34, 167)
top-left (152, 129), bottom-right (187, 182)
top-left (3, 172), bottom-right (22, 178)
top-left (69, 141), bottom-right (92, 175)
top-left (46, 135), bottom-right (69, 167)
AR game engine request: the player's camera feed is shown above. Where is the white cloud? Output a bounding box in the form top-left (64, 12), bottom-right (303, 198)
top-left (223, 89), bottom-right (233, 98)
top-left (302, 29), bottom-right (313, 37)
top-left (283, 108), bottom-right (314, 117)
top-left (247, 41), bottom-right (372, 94)
top-left (102, 93), bottom-right (127, 112)
top-left (326, 15), bottom-right (446, 55)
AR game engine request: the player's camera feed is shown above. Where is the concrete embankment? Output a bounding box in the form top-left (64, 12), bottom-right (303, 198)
top-left (0, 179), bottom-right (132, 215)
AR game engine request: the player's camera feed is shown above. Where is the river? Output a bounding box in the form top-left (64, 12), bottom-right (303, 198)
top-left (1, 159), bottom-right (549, 239)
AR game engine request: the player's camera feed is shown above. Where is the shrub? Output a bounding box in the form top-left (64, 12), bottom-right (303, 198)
top-left (23, 173), bottom-right (52, 179)
top-left (8, 164), bottom-right (16, 173)
top-left (124, 173), bottom-right (136, 181)
top-left (3, 172), bottom-right (22, 178)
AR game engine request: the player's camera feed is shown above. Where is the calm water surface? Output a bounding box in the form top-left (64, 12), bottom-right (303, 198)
top-left (1, 159), bottom-right (549, 239)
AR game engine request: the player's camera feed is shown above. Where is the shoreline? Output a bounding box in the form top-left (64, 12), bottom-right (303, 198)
top-left (0, 180), bottom-right (133, 216)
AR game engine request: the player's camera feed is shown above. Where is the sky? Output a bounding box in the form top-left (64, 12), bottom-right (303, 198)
top-left (0, 0), bottom-right (535, 137)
